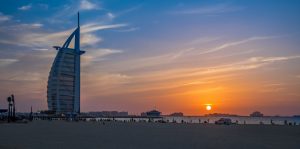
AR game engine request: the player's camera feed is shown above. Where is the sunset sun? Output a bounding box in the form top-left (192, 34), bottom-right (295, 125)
top-left (206, 105), bottom-right (212, 111)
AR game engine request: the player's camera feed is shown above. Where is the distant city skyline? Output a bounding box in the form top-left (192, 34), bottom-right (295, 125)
top-left (0, 0), bottom-right (300, 116)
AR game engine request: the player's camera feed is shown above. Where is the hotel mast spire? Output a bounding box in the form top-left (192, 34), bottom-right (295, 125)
top-left (78, 12), bottom-right (80, 28)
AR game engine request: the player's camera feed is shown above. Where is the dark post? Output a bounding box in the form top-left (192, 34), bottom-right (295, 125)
top-left (29, 106), bottom-right (33, 121)
top-left (12, 94), bottom-right (15, 121)
top-left (7, 96), bottom-right (12, 123)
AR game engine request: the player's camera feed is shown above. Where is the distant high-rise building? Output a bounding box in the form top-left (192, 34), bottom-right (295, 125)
top-left (47, 13), bottom-right (85, 114)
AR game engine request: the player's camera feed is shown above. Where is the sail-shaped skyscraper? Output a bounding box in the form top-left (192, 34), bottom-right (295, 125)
top-left (47, 13), bottom-right (85, 114)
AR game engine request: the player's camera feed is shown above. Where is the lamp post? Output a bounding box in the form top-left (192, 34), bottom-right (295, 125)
top-left (11, 94), bottom-right (15, 121)
top-left (7, 96), bottom-right (12, 123)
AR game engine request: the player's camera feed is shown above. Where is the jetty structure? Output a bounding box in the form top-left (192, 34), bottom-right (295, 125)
top-left (47, 12), bottom-right (85, 115)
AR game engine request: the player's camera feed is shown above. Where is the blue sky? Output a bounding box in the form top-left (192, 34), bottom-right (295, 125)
top-left (0, 0), bottom-right (300, 115)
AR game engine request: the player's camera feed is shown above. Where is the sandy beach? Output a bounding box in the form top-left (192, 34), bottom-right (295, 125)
top-left (0, 121), bottom-right (299, 149)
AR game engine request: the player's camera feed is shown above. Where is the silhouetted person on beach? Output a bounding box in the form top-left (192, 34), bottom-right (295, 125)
top-left (29, 106), bottom-right (33, 121)
top-left (7, 96), bottom-right (14, 123)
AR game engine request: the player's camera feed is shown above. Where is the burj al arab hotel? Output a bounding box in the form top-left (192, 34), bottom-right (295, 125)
top-left (47, 13), bottom-right (85, 114)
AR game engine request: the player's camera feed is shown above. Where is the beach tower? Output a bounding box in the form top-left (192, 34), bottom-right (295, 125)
top-left (47, 12), bottom-right (85, 114)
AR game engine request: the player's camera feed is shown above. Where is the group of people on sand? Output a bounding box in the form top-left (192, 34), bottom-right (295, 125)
top-left (88, 118), bottom-right (298, 125)
top-left (60, 117), bottom-right (300, 126)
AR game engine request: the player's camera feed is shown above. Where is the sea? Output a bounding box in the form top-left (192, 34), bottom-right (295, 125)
top-left (90, 116), bottom-right (300, 125)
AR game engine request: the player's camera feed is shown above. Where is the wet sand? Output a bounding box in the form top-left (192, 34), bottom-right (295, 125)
top-left (0, 121), bottom-right (299, 149)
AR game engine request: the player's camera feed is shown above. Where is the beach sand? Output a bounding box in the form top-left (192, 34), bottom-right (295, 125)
top-left (0, 121), bottom-right (299, 149)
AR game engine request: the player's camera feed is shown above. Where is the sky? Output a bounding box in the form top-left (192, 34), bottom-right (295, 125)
top-left (0, 0), bottom-right (300, 116)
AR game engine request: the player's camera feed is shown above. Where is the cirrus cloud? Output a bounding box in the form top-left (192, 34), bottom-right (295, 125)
top-left (80, 0), bottom-right (99, 10)
top-left (18, 4), bottom-right (32, 11)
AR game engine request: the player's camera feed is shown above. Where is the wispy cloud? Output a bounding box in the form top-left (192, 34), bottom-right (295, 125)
top-left (83, 48), bottom-right (123, 65)
top-left (98, 47), bottom-right (197, 72)
top-left (171, 48), bottom-right (194, 59)
top-left (8, 23), bottom-right (43, 30)
top-left (0, 12), bottom-right (11, 22)
top-left (107, 12), bottom-right (115, 19)
top-left (31, 23), bottom-right (43, 28)
top-left (201, 55), bottom-right (300, 74)
top-left (251, 56), bottom-right (300, 62)
top-left (45, 0), bottom-right (101, 24)
top-left (112, 55), bottom-right (300, 95)
top-left (108, 55), bottom-right (300, 88)
top-left (263, 83), bottom-right (283, 87)
top-left (197, 36), bottom-right (277, 55)
top-left (33, 48), bottom-right (48, 51)
top-left (18, 4), bottom-right (32, 11)
top-left (115, 27), bottom-right (140, 32)
top-left (86, 73), bottom-right (131, 86)
top-left (0, 59), bottom-right (19, 67)
top-left (41, 23), bottom-right (126, 47)
top-left (81, 33), bottom-right (102, 46)
top-left (88, 49), bottom-right (123, 58)
top-left (119, 5), bottom-right (143, 14)
top-left (0, 39), bottom-right (28, 47)
top-left (80, 0), bottom-right (99, 10)
top-left (170, 4), bottom-right (242, 15)
top-left (185, 37), bottom-right (220, 46)
top-left (210, 49), bottom-right (255, 60)
top-left (8, 72), bottom-right (42, 81)
top-left (180, 87), bottom-right (224, 95)
top-left (0, 22), bottom-right (126, 49)
top-left (81, 23), bottom-right (127, 33)
top-left (103, 5), bottom-right (142, 21)
top-left (260, 83), bottom-right (285, 93)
